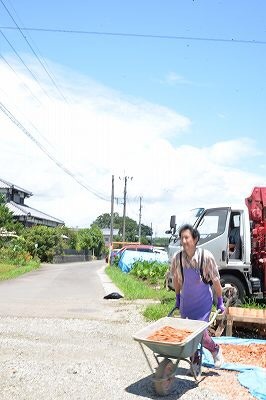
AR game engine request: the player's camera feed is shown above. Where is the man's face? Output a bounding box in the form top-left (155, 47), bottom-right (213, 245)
top-left (180, 229), bottom-right (197, 253)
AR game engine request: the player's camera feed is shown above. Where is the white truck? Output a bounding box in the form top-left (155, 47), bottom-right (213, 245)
top-left (166, 187), bottom-right (266, 303)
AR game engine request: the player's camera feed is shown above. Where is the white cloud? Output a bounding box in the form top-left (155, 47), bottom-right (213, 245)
top-left (203, 139), bottom-right (261, 166)
top-left (164, 72), bottom-right (192, 85)
top-left (0, 56), bottom-right (264, 236)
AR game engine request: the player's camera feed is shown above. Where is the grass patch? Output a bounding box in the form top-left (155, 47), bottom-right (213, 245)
top-left (105, 265), bottom-right (266, 321)
top-left (106, 265), bottom-right (175, 319)
top-left (143, 302), bottom-right (178, 321)
top-left (0, 260), bottom-right (40, 281)
top-left (242, 297), bottom-right (266, 309)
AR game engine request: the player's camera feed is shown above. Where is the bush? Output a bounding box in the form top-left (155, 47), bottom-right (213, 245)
top-left (0, 243), bottom-right (33, 266)
top-left (21, 226), bottom-right (65, 262)
top-left (129, 260), bottom-right (169, 286)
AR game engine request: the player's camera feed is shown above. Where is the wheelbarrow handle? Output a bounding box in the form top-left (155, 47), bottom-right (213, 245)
top-left (208, 309), bottom-right (222, 326)
top-left (167, 306), bottom-right (178, 317)
top-left (167, 308), bottom-right (222, 322)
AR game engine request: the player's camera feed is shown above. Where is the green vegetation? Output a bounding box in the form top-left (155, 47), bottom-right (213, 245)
top-left (0, 259), bottom-right (40, 280)
top-left (0, 197), bottom-right (40, 279)
top-left (0, 196), bottom-right (108, 263)
top-left (242, 297), bottom-right (266, 309)
top-left (143, 302), bottom-right (179, 321)
top-left (106, 263), bottom-right (175, 320)
top-left (77, 224), bottom-right (105, 258)
top-left (21, 225), bottom-right (65, 262)
top-left (129, 260), bottom-right (169, 285)
top-left (93, 212), bottom-right (153, 243)
top-left (0, 195), bottom-right (24, 243)
top-left (106, 260), bottom-right (265, 321)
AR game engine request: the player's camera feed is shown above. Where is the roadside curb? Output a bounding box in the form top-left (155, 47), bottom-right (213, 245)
top-left (97, 264), bottom-right (124, 297)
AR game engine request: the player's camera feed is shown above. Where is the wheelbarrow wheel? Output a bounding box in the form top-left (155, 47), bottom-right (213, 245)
top-left (190, 350), bottom-right (202, 380)
top-left (154, 358), bottom-right (175, 396)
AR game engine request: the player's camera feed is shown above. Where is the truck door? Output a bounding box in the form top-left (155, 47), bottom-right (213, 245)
top-left (195, 207), bottom-right (231, 267)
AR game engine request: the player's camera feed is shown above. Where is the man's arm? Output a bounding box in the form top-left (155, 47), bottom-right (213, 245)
top-left (212, 279), bottom-right (225, 312)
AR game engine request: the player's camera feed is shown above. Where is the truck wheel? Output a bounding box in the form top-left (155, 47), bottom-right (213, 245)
top-left (220, 275), bottom-right (246, 304)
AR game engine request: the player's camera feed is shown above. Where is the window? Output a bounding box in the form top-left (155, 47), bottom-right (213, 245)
top-left (197, 208), bottom-right (228, 244)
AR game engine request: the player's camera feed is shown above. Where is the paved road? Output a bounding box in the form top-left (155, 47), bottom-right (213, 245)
top-left (0, 260), bottom-right (121, 320)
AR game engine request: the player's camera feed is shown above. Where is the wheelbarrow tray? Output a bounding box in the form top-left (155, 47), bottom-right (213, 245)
top-left (133, 316), bottom-right (208, 359)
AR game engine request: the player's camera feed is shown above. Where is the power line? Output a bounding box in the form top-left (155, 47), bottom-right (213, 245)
top-left (0, 77), bottom-right (54, 148)
top-left (0, 101), bottom-right (110, 202)
top-left (0, 30), bottom-right (52, 99)
top-left (0, 26), bottom-right (266, 45)
top-left (0, 53), bottom-right (42, 106)
top-left (0, 0), bottom-right (68, 103)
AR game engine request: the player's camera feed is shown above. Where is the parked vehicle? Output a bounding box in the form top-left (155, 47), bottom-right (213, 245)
top-left (166, 187), bottom-right (266, 303)
top-left (106, 243), bottom-right (154, 264)
top-left (119, 244), bottom-right (154, 253)
top-left (118, 245), bottom-right (169, 273)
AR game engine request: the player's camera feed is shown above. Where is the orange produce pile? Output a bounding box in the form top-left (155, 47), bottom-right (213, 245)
top-left (147, 326), bottom-right (193, 343)
top-left (221, 343), bottom-right (266, 368)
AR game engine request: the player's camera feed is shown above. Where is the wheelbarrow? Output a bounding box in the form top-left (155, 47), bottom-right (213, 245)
top-left (133, 309), bottom-right (220, 396)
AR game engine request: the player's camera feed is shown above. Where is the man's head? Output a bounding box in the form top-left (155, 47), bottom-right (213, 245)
top-left (179, 224), bottom-right (200, 255)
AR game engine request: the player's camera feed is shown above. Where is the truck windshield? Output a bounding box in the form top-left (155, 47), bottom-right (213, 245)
top-left (175, 207), bottom-right (205, 229)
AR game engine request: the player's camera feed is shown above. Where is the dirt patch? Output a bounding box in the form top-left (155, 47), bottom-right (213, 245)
top-left (147, 326), bottom-right (193, 342)
top-left (200, 369), bottom-right (256, 400)
top-left (204, 322), bottom-right (266, 400)
top-left (221, 343), bottom-right (266, 368)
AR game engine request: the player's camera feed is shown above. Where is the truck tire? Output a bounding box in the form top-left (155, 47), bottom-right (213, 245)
top-left (220, 275), bottom-right (246, 304)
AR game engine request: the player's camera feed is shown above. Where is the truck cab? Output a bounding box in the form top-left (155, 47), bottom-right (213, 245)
top-left (167, 205), bottom-right (262, 302)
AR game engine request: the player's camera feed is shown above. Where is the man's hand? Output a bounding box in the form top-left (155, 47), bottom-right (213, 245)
top-left (217, 296), bottom-right (225, 313)
top-left (175, 293), bottom-right (181, 309)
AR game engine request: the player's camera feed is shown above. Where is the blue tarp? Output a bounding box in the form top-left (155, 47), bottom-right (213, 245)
top-left (202, 337), bottom-right (266, 400)
top-left (118, 249), bottom-right (168, 273)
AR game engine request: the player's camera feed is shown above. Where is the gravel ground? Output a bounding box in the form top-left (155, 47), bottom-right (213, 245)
top-left (0, 299), bottom-right (256, 400)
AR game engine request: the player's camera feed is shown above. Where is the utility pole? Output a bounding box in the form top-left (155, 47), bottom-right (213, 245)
top-left (150, 222), bottom-right (153, 245)
top-left (138, 196), bottom-right (142, 243)
top-left (120, 175), bottom-right (133, 242)
top-left (110, 175), bottom-right (114, 245)
top-left (122, 176), bottom-right (127, 243)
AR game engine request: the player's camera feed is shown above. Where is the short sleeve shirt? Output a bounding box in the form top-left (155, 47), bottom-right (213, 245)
top-left (170, 247), bottom-right (220, 287)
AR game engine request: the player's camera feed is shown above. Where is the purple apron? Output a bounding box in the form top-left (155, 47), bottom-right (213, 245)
top-left (180, 267), bottom-right (213, 322)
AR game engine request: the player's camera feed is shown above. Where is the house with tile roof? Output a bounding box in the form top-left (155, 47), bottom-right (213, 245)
top-left (0, 178), bottom-right (64, 228)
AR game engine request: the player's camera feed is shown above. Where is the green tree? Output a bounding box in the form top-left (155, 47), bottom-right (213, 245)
top-left (76, 228), bottom-right (92, 251)
top-left (140, 223), bottom-right (152, 237)
top-left (93, 212), bottom-right (120, 228)
top-left (153, 237), bottom-right (169, 247)
top-left (120, 216), bottom-right (138, 242)
top-left (89, 224), bottom-right (105, 257)
top-left (60, 226), bottom-right (78, 249)
top-left (0, 195), bottom-right (23, 246)
top-left (93, 212), bottom-right (154, 243)
top-left (21, 225), bottom-right (64, 262)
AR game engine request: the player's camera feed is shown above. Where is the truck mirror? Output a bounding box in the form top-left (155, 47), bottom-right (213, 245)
top-left (170, 215), bottom-right (176, 229)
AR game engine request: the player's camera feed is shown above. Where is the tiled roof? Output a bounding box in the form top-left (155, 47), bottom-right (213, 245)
top-left (0, 177), bottom-right (32, 196)
top-left (7, 201), bottom-right (64, 224)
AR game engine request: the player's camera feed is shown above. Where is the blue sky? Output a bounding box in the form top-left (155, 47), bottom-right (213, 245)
top-left (0, 1), bottom-right (265, 236)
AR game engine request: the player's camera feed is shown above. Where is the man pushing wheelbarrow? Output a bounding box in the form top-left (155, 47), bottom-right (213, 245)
top-left (133, 224), bottom-right (225, 396)
top-left (170, 223), bottom-right (225, 372)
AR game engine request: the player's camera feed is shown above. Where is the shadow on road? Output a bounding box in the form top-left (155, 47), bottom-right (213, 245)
top-left (125, 371), bottom-right (197, 399)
